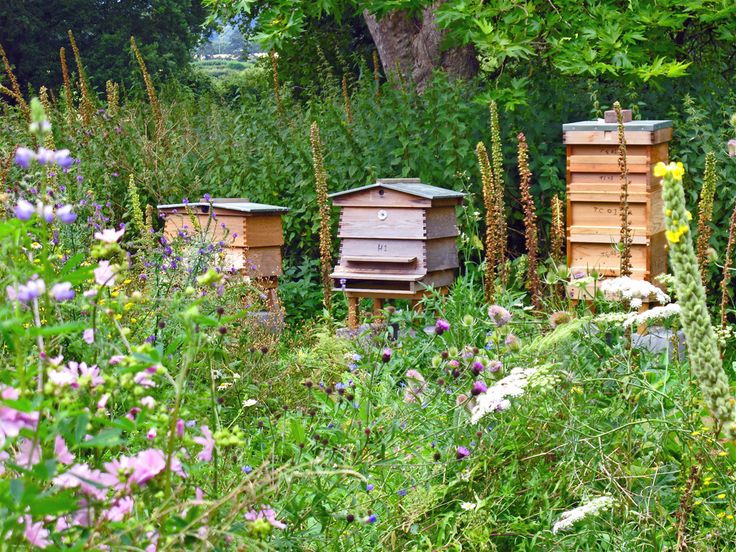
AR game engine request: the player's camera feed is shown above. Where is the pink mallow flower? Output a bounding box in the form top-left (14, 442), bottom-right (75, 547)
top-left (193, 426), bottom-right (215, 462)
top-left (83, 328), bottom-right (95, 344)
top-left (24, 515), bottom-right (51, 549)
top-left (245, 506), bottom-right (286, 529)
top-left (55, 435), bottom-right (74, 465)
top-left (104, 496), bottom-right (134, 521)
top-left (94, 261), bottom-right (116, 287)
top-left (53, 463), bottom-right (109, 500)
top-left (16, 438), bottom-right (42, 468)
top-left (94, 227), bottom-right (125, 243)
top-left (0, 386), bottom-right (39, 447)
top-left (47, 361), bottom-right (103, 389)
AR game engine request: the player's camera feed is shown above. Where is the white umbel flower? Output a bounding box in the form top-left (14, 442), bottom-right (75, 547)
top-left (469, 367), bottom-right (537, 424)
top-left (622, 303), bottom-right (681, 328)
top-left (599, 276), bottom-right (670, 306)
top-left (552, 496), bottom-right (615, 534)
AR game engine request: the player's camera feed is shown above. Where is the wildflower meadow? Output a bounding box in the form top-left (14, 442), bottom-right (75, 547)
top-left (2, 2), bottom-right (736, 550)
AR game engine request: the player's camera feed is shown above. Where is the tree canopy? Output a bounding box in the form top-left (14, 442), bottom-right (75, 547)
top-left (0, 0), bottom-right (210, 91)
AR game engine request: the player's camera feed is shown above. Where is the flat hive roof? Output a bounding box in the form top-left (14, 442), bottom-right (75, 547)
top-left (329, 179), bottom-right (465, 200)
top-left (157, 201), bottom-right (289, 214)
top-left (562, 120), bottom-right (673, 132)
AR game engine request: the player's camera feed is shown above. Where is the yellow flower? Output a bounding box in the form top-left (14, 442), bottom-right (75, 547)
top-left (654, 162), bottom-right (667, 177)
top-left (665, 209), bottom-right (672, 217)
top-left (114, 313), bottom-right (122, 320)
top-left (717, 493), bottom-right (726, 499)
top-left (131, 318), bottom-right (137, 324)
top-left (123, 279), bottom-right (132, 285)
top-left (124, 302), bottom-right (133, 311)
top-left (673, 162), bottom-right (685, 179)
top-left (686, 211), bottom-right (693, 221)
top-left (31, 242), bottom-right (41, 249)
top-left (666, 230), bottom-right (681, 243)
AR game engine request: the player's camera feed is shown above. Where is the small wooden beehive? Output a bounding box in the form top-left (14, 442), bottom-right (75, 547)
top-left (157, 198), bottom-right (289, 279)
top-left (563, 117), bottom-right (673, 288)
top-left (329, 179), bottom-right (464, 298)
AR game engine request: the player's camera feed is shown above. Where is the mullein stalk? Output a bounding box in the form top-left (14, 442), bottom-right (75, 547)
top-left (373, 50), bottom-right (381, 98)
top-left (489, 101), bottom-right (508, 281)
top-left (517, 133), bottom-right (541, 309)
top-left (270, 50), bottom-right (284, 117)
top-left (550, 193), bottom-right (565, 264)
top-left (38, 87), bottom-right (55, 150)
top-left (106, 80), bottom-right (120, 117)
top-left (696, 152), bottom-right (717, 282)
top-left (658, 161), bottom-right (736, 438)
top-left (0, 42), bottom-right (29, 119)
top-left (476, 141), bottom-right (497, 301)
top-left (720, 202), bottom-right (736, 328)
top-left (614, 101), bottom-right (633, 277)
top-left (130, 36), bottom-right (164, 141)
top-left (342, 75), bottom-right (353, 128)
top-left (310, 122), bottom-right (332, 311)
top-left (59, 47), bottom-right (75, 128)
top-left (0, 146), bottom-right (16, 190)
top-left (67, 30), bottom-right (94, 127)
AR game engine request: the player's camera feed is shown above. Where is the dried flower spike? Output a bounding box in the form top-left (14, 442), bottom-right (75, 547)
top-left (130, 36), bottom-right (164, 141)
top-left (550, 193), bottom-right (565, 264)
top-left (0, 42), bottom-right (29, 119)
top-left (614, 101), bottom-right (633, 277)
top-left (59, 47), bottom-right (75, 128)
top-left (720, 202), bottom-right (736, 328)
top-left (476, 141), bottom-right (498, 301)
top-left (517, 133), bottom-right (541, 309)
top-left (696, 152), bottom-right (717, 283)
top-left (68, 30), bottom-right (94, 127)
top-left (310, 122), bottom-right (332, 311)
top-left (489, 102), bottom-right (507, 281)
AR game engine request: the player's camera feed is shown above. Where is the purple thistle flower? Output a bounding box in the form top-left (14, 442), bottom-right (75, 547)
top-left (381, 348), bottom-right (392, 363)
top-left (435, 318), bottom-right (450, 335)
top-left (470, 380), bottom-right (487, 396)
top-left (456, 446), bottom-right (470, 459)
top-left (488, 305), bottom-right (511, 327)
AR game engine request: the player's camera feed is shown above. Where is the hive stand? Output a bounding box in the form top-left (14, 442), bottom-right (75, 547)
top-left (562, 116), bottom-right (673, 328)
top-left (157, 198), bottom-right (289, 310)
top-left (329, 179), bottom-right (464, 329)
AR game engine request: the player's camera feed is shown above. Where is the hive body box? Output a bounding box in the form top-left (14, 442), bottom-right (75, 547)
top-left (329, 179), bottom-right (464, 327)
top-left (563, 119), bottom-right (673, 292)
top-left (157, 199), bottom-right (289, 306)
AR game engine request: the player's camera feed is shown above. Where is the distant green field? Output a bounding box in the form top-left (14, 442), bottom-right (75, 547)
top-left (194, 58), bottom-right (252, 78)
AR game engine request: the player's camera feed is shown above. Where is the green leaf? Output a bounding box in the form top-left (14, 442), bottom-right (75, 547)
top-left (79, 428), bottom-right (123, 448)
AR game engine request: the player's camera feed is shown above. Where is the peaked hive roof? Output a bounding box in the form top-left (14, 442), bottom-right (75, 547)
top-left (328, 178), bottom-right (464, 200)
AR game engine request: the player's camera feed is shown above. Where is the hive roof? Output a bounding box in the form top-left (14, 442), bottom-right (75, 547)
top-left (157, 201), bottom-right (289, 214)
top-left (328, 178), bottom-right (465, 200)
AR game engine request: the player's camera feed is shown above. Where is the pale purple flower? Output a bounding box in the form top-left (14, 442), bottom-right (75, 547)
top-left (54, 149), bottom-right (74, 169)
top-left (14, 199), bottom-right (35, 220)
top-left (133, 370), bottom-right (156, 388)
top-left (56, 205), bottom-right (77, 224)
top-left (24, 516), bottom-right (51, 549)
top-left (488, 360), bottom-right (502, 373)
top-left (147, 427), bottom-right (157, 439)
top-left (51, 282), bottom-right (75, 301)
top-left (14, 147), bottom-right (35, 168)
top-left (728, 139), bottom-right (736, 158)
top-left (504, 333), bottom-right (520, 350)
top-left (35, 148), bottom-right (55, 165)
top-left (108, 355), bottom-right (125, 365)
top-left (488, 305), bottom-right (511, 327)
top-left (97, 393), bottom-right (110, 411)
top-left (176, 418), bottom-right (185, 438)
top-left (141, 396), bottom-right (155, 409)
top-left (83, 328), bottom-right (94, 344)
top-left (94, 260), bottom-right (116, 287)
top-left (40, 204), bottom-right (54, 223)
top-left (94, 227), bottom-right (125, 243)
top-left (245, 506), bottom-right (286, 529)
top-left (193, 426), bottom-right (215, 462)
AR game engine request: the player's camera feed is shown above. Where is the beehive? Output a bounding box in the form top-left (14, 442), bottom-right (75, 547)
top-left (329, 179), bottom-right (464, 327)
top-left (562, 118), bottom-right (673, 292)
top-left (157, 198), bottom-right (289, 306)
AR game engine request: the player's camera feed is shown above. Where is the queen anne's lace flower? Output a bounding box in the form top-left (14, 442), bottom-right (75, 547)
top-left (622, 303), bottom-right (681, 328)
top-left (470, 367), bottom-right (537, 424)
top-left (599, 276), bottom-right (670, 306)
top-left (552, 495), bottom-right (615, 534)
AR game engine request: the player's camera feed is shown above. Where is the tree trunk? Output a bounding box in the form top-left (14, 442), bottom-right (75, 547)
top-left (363, 1), bottom-right (477, 92)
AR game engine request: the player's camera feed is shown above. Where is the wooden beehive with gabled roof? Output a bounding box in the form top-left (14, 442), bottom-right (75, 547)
top-left (329, 178), bottom-right (464, 299)
top-left (157, 198), bottom-right (289, 280)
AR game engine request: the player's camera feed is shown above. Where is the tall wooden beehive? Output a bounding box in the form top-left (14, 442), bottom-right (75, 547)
top-left (157, 198), bottom-right (289, 280)
top-left (563, 118), bottom-right (673, 287)
top-left (329, 179), bottom-right (464, 300)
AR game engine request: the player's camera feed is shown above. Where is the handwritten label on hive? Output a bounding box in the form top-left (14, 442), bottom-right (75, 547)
top-left (593, 206), bottom-right (619, 216)
top-left (598, 175), bottom-right (615, 182)
top-left (377, 243), bottom-right (388, 253)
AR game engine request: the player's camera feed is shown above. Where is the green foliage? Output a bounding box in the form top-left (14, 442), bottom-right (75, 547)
top-left (0, 0), bottom-right (210, 90)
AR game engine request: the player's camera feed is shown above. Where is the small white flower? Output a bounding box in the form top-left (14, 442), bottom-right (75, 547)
top-left (552, 496), bottom-right (615, 534)
top-left (460, 502), bottom-right (477, 511)
top-left (243, 398), bottom-right (257, 407)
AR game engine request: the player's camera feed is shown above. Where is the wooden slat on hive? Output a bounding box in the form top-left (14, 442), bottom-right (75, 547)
top-left (245, 215), bottom-right (284, 247)
top-left (337, 207), bottom-right (425, 239)
top-left (331, 188), bottom-right (431, 208)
